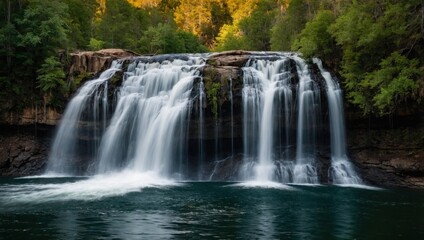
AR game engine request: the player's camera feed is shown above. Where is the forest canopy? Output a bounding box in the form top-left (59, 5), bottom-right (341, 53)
top-left (0, 0), bottom-right (423, 116)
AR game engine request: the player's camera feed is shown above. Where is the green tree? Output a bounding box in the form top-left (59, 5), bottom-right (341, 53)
top-left (238, 0), bottom-right (278, 50)
top-left (174, 0), bottom-right (232, 46)
top-left (139, 23), bottom-right (207, 54)
top-left (96, 0), bottom-right (149, 50)
top-left (88, 38), bottom-right (106, 51)
top-left (10, 0), bottom-right (69, 109)
top-left (271, 0), bottom-right (320, 51)
top-left (37, 56), bottom-right (67, 94)
top-left (0, 0), bottom-right (23, 108)
top-left (176, 31), bottom-right (209, 53)
top-left (213, 24), bottom-right (247, 51)
top-left (364, 52), bottom-right (422, 114)
top-left (139, 23), bottom-right (182, 54)
top-left (291, 10), bottom-right (338, 64)
top-left (63, 0), bottom-right (99, 49)
top-left (328, 0), bottom-right (424, 114)
top-left (17, 0), bottom-right (69, 66)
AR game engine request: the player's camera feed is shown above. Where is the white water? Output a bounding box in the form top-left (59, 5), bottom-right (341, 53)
top-left (242, 55), bottom-right (293, 182)
top-left (229, 181), bottom-right (295, 190)
top-left (96, 57), bottom-right (205, 177)
top-left (293, 56), bottom-right (320, 184)
top-left (198, 80), bottom-right (205, 179)
top-left (229, 77), bottom-right (234, 157)
top-left (240, 54), bottom-right (327, 184)
top-left (46, 61), bottom-right (122, 175)
top-left (44, 53), bottom-right (361, 187)
top-left (313, 58), bottom-right (362, 185)
top-left (46, 56), bottom-right (206, 180)
top-left (1, 171), bottom-right (179, 203)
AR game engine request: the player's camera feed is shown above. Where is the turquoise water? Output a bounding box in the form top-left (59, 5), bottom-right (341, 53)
top-left (0, 176), bottom-right (423, 239)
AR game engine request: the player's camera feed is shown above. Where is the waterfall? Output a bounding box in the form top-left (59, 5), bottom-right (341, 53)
top-left (198, 80), bottom-right (205, 180)
top-left (241, 55), bottom-right (294, 182)
top-left (45, 61), bottom-right (122, 175)
top-left (293, 57), bottom-right (320, 184)
top-left (313, 58), bottom-right (362, 185)
top-left (96, 56), bottom-right (205, 178)
top-left (46, 55), bottom-right (206, 179)
top-left (45, 52), bottom-right (361, 185)
top-left (229, 77), bottom-right (234, 157)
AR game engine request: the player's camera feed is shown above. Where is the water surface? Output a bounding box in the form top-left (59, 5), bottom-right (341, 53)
top-left (1, 177), bottom-right (423, 239)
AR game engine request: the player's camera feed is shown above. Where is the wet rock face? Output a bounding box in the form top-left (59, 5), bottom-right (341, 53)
top-left (1, 107), bottom-right (62, 126)
top-left (0, 126), bottom-right (53, 176)
top-left (351, 149), bottom-right (424, 187)
top-left (346, 115), bottom-right (424, 188)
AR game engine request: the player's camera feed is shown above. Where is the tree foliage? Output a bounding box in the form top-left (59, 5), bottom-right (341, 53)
top-left (0, 0), bottom-right (71, 110)
top-left (63, 0), bottom-right (98, 48)
top-left (37, 56), bottom-right (67, 94)
top-left (0, 0), bottom-right (423, 116)
top-left (271, 0), bottom-right (320, 51)
top-left (96, 0), bottom-right (149, 50)
top-left (238, 0), bottom-right (278, 50)
top-left (138, 23), bottom-right (207, 54)
top-left (291, 10), bottom-right (337, 59)
top-left (174, 0), bottom-right (232, 46)
top-left (287, 0), bottom-right (424, 115)
top-left (365, 52), bottom-right (422, 114)
top-left (17, 0), bottom-right (69, 64)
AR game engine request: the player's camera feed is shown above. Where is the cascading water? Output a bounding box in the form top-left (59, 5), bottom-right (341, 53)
top-left (229, 77), bottom-right (234, 157)
top-left (197, 80), bottom-right (205, 180)
top-left (45, 52), bottom-right (360, 185)
top-left (313, 58), bottom-right (362, 185)
top-left (45, 61), bottom-right (122, 175)
top-left (241, 55), bottom-right (294, 182)
top-left (240, 54), bottom-right (323, 184)
top-left (96, 56), bottom-right (205, 178)
top-left (292, 56), bottom-right (320, 184)
top-left (46, 55), bottom-right (206, 179)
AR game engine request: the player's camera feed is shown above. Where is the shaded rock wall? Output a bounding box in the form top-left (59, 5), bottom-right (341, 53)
top-left (1, 107), bottom-right (62, 125)
top-left (346, 114), bottom-right (424, 188)
top-left (0, 125), bottom-right (53, 176)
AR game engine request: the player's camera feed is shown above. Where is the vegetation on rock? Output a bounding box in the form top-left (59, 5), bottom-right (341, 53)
top-left (203, 68), bottom-right (222, 119)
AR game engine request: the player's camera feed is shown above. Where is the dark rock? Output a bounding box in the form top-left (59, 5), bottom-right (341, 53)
top-left (0, 125), bottom-right (53, 177)
top-left (346, 115), bottom-right (424, 188)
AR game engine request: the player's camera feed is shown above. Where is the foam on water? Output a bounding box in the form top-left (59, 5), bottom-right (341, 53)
top-left (229, 181), bottom-right (295, 190)
top-left (334, 184), bottom-right (383, 191)
top-left (17, 173), bottom-right (76, 179)
top-left (287, 183), bottom-right (322, 187)
top-left (0, 171), bottom-right (180, 204)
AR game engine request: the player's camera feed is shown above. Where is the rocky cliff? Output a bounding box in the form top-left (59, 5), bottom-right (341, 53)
top-left (0, 125), bottom-right (53, 176)
top-left (67, 48), bottom-right (138, 79)
top-left (1, 49), bottom-right (138, 126)
top-left (1, 50), bottom-right (423, 188)
top-left (346, 115), bottom-right (424, 188)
